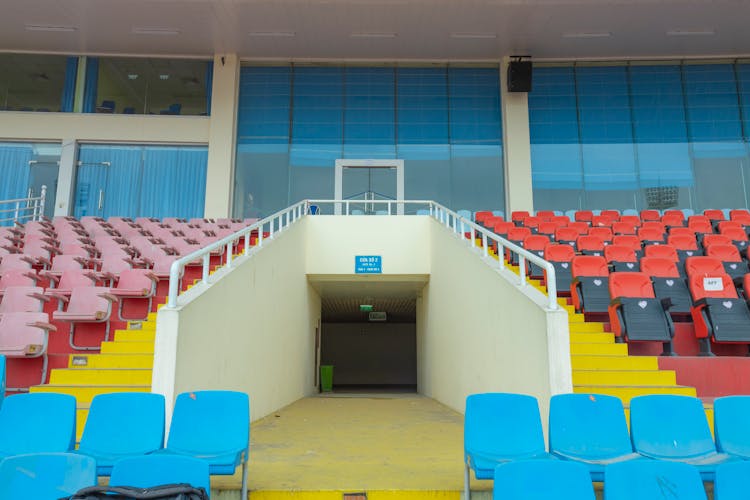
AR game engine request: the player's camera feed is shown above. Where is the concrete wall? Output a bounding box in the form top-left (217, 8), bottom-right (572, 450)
top-left (305, 216), bottom-right (431, 275)
top-left (153, 220), bottom-right (320, 423)
top-left (417, 218), bottom-right (570, 433)
top-left (321, 322), bottom-right (417, 386)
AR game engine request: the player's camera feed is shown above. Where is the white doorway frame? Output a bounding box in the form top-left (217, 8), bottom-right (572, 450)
top-left (334, 159), bottom-right (405, 215)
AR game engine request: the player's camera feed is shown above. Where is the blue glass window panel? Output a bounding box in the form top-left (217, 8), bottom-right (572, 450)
top-left (529, 67), bottom-right (583, 189)
top-left (734, 64), bottom-right (750, 142)
top-left (682, 64), bottom-right (745, 158)
top-left (237, 67), bottom-right (291, 145)
top-left (343, 67), bottom-right (396, 159)
top-left (140, 146), bottom-right (208, 219)
top-left (629, 65), bottom-right (693, 187)
top-left (0, 144), bottom-right (33, 205)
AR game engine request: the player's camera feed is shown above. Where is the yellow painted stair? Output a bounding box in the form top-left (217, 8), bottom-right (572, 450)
top-left (29, 313), bottom-right (157, 440)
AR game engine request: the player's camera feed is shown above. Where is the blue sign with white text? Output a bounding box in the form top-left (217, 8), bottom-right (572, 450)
top-left (355, 255), bottom-right (382, 274)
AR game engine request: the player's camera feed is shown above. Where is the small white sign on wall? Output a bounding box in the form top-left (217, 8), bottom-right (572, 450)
top-left (703, 277), bottom-right (724, 292)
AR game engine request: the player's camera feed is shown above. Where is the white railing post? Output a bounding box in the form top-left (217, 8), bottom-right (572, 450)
top-left (518, 255), bottom-right (526, 287)
top-left (13, 202), bottom-right (20, 224)
top-left (226, 242), bottom-right (233, 267)
top-left (258, 223), bottom-right (264, 247)
top-left (244, 233), bottom-right (250, 256)
top-left (38, 185), bottom-right (46, 220)
top-left (482, 233), bottom-right (488, 258)
top-left (202, 253), bottom-right (211, 284)
top-left (497, 240), bottom-right (505, 270)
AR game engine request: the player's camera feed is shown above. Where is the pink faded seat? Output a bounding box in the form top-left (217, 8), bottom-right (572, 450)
top-left (0, 270), bottom-right (38, 300)
top-left (45, 269), bottom-right (99, 303)
top-left (39, 255), bottom-right (89, 283)
top-left (0, 254), bottom-right (36, 274)
top-left (52, 287), bottom-right (118, 349)
top-left (0, 286), bottom-right (48, 315)
top-left (109, 269), bottom-right (158, 321)
top-left (0, 311), bottom-right (56, 387)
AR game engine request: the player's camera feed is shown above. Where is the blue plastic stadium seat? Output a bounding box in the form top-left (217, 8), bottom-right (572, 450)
top-left (604, 460), bottom-right (707, 500)
top-left (464, 393), bottom-right (551, 499)
top-left (549, 393), bottom-right (644, 481)
top-left (160, 391), bottom-right (249, 499)
top-left (493, 460), bottom-right (595, 500)
top-left (110, 455), bottom-right (210, 494)
top-left (714, 396), bottom-right (750, 459)
top-left (714, 461), bottom-right (750, 500)
top-left (0, 393), bottom-right (76, 458)
top-left (76, 392), bottom-right (166, 475)
top-left (622, 209), bottom-right (639, 216)
top-left (630, 395), bottom-right (735, 480)
top-left (0, 452), bottom-right (96, 499)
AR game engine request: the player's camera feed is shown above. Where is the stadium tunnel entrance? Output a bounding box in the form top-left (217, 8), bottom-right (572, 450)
top-left (311, 276), bottom-right (427, 393)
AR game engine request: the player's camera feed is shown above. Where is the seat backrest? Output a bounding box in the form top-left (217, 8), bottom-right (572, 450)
top-left (576, 235), bottom-right (605, 252)
top-left (703, 234), bottom-right (733, 249)
top-left (116, 269), bottom-right (156, 294)
top-left (549, 393), bottom-right (633, 461)
top-left (688, 218), bottom-right (714, 234)
top-left (79, 392), bottom-right (165, 457)
top-left (574, 210), bottom-right (593, 223)
top-left (639, 257), bottom-right (680, 278)
top-left (591, 215), bottom-right (613, 228)
top-left (57, 269), bottom-right (97, 290)
top-left (609, 272), bottom-right (656, 299)
top-left (492, 221), bottom-right (514, 236)
top-left (493, 460), bottom-right (595, 500)
top-left (640, 209), bottom-right (661, 222)
top-left (689, 273), bottom-right (737, 300)
top-left (99, 254), bottom-right (133, 275)
top-left (464, 393), bottom-right (546, 460)
top-left (0, 312), bottom-right (50, 356)
top-left (167, 391), bottom-right (249, 458)
top-left (507, 227), bottom-right (532, 242)
top-left (667, 233), bottom-right (699, 250)
top-left (521, 216), bottom-right (540, 229)
top-left (0, 452), bottom-right (97, 499)
top-left (568, 221), bottom-right (589, 234)
top-left (611, 235), bottom-right (641, 251)
top-left (684, 256), bottom-right (725, 277)
top-left (612, 222), bottom-right (636, 235)
top-left (0, 269), bottom-right (36, 290)
top-left (511, 211), bottom-right (530, 223)
top-left (663, 208), bottom-right (685, 220)
top-left (474, 211), bottom-right (494, 224)
top-left (0, 393), bottom-right (76, 455)
top-left (604, 460), bottom-right (707, 500)
top-left (588, 227), bottom-right (613, 242)
top-left (720, 226), bottom-right (749, 242)
top-left (715, 461), bottom-right (750, 499)
top-left (729, 209), bottom-right (750, 223)
top-left (630, 395), bottom-right (717, 460)
top-left (522, 235), bottom-right (549, 252)
top-left (544, 244), bottom-right (575, 262)
top-left (661, 213), bottom-right (685, 227)
top-left (554, 227), bottom-right (579, 242)
top-left (644, 244), bottom-right (678, 261)
top-left (535, 210), bottom-right (555, 218)
top-left (109, 455), bottom-right (210, 493)
top-left (0, 254), bottom-right (34, 273)
top-left (714, 396), bottom-right (750, 459)
top-left (702, 209), bottom-right (725, 221)
top-left (537, 222), bottom-right (558, 236)
top-left (604, 245), bottom-right (636, 263)
top-left (669, 226), bottom-right (696, 238)
top-left (571, 255), bottom-right (609, 278)
top-left (0, 286), bottom-right (45, 313)
top-left (637, 227), bottom-right (665, 242)
top-left (706, 244), bottom-right (742, 263)
top-left (600, 209), bottom-right (620, 220)
top-left (551, 215), bottom-right (570, 226)
top-left (66, 287), bottom-right (114, 317)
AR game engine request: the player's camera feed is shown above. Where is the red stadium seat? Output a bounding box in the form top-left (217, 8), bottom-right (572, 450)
top-left (0, 311), bottom-right (56, 385)
top-left (588, 227), bottom-right (613, 243)
top-left (607, 272), bottom-right (675, 355)
top-left (555, 227), bottom-right (579, 248)
top-left (661, 213), bottom-right (685, 228)
top-left (612, 222), bottom-right (636, 235)
top-left (604, 245), bottom-right (639, 272)
top-left (705, 244), bottom-right (749, 280)
top-left (667, 234), bottom-right (702, 262)
top-left (640, 210), bottom-right (661, 222)
top-left (544, 244), bottom-right (576, 295)
top-left (644, 244), bottom-right (679, 262)
top-left (109, 269), bottom-right (158, 321)
top-left (0, 286), bottom-right (48, 314)
top-left (591, 215), bottom-right (613, 228)
top-left (511, 211), bottom-right (530, 225)
top-left (52, 287), bottom-right (118, 350)
top-left (702, 234), bottom-right (732, 250)
top-left (0, 269), bottom-right (37, 300)
top-left (689, 273), bottom-right (750, 355)
top-left (729, 209), bottom-right (750, 225)
top-left (612, 235), bottom-right (642, 255)
top-left (719, 227), bottom-right (749, 253)
top-left (640, 257), bottom-right (692, 314)
top-left (576, 235), bottom-right (605, 256)
top-left (571, 255), bottom-right (610, 314)
top-left (522, 235), bottom-right (551, 277)
top-left (574, 210), bottom-right (593, 224)
top-left (703, 209), bottom-right (726, 223)
top-left (684, 256), bottom-right (724, 278)
top-left (638, 227), bottom-right (666, 245)
top-left (600, 210), bottom-right (620, 220)
top-left (687, 217), bottom-right (714, 235)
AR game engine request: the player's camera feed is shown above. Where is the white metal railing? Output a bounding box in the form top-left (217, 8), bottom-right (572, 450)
top-left (0, 185), bottom-right (47, 226)
top-left (166, 200), bottom-right (308, 308)
top-left (165, 199), bottom-right (558, 311)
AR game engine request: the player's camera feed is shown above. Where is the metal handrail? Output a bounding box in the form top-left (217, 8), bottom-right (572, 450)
top-left (0, 185), bottom-right (46, 225)
top-left (165, 199), bottom-right (558, 311)
top-left (166, 200), bottom-right (307, 308)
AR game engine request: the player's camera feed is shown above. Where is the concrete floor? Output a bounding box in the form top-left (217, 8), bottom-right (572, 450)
top-left (212, 393), bottom-right (490, 498)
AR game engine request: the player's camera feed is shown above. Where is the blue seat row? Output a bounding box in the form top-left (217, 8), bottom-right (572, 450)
top-left (464, 393), bottom-right (750, 498)
top-left (0, 390), bottom-right (249, 498)
top-left (0, 452), bottom-right (210, 499)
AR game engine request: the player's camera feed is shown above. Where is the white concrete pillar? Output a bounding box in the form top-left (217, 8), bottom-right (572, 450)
top-left (54, 139), bottom-right (78, 216)
top-left (500, 57), bottom-right (534, 215)
top-left (204, 54), bottom-right (240, 218)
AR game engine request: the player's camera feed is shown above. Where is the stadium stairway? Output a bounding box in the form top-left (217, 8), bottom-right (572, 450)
top-left (29, 313), bottom-right (155, 441)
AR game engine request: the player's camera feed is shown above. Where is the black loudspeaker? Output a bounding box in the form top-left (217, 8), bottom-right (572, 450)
top-left (507, 61), bottom-right (532, 92)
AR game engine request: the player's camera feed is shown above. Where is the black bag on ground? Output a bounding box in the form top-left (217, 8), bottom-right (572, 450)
top-left (66, 483), bottom-right (209, 500)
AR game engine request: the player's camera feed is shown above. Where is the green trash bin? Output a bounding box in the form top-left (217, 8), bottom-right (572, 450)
top-left (320, 365), bottom-right (333, 392)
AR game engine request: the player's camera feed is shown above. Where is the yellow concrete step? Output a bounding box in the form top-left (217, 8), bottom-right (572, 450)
top-left (569, 322), bottom-right (607, 334)
top-left (573, 385), bottom-right (697, 404)
top-left (68, 353), bottom-right (153, 369)
top-left (29, 384), bottom-right (150, 403)
top-left (569, 332), bottom-right (615, 344)
top-left (570, 343), bottom-right (629, 356)
top-left (571, 355), bottom-right (659, 371)
top-left (100, 341), bottom-right (154, 354)
top-left (113, 329), bottom-right (155, 342)
top-left (572, 369), bottom-right (677, 386)
top-left (49, 368), bottom-right (152, 385)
